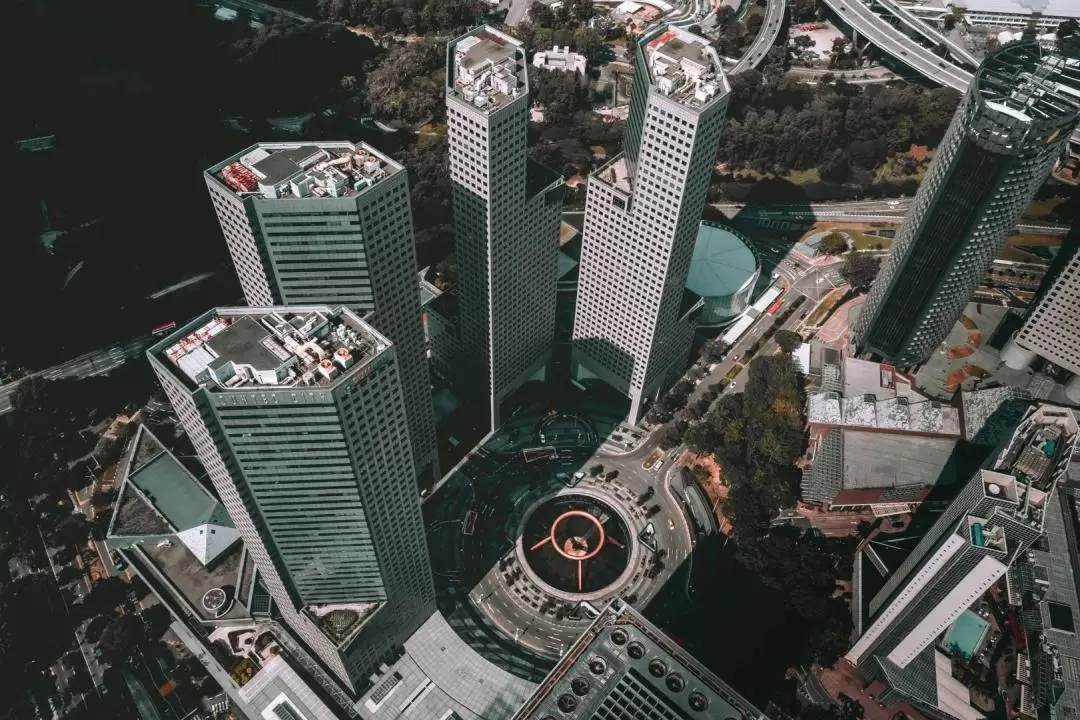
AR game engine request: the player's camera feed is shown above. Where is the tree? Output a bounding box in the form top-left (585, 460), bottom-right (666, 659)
top-left (943, 14), bottom-right (956, 31)
top-left (839, 252), bottom-right (881, 291)
top-left (529, 66), bottom-right (589, 127)
top-left (396, 137), bottom-right (453, 267)
top-left (366, 41), bottom-right (446, 126)
top-left (78, 577), bottom-right (130, 620)
top-left (0, 575), bottom-right (71, 690)
top-left (226, 21), bottom-right (380, 116)
top-left (774, 330), bottom-right (803, 353)
top-left (99, 614), bottom-right (143, 664)
top-left (819, 232), bottom-right (848, 255)
top-left (793, 35), bottom-right (814, 50)
top-left (589, 464), bottom-right (604, 477)
top-left (54, 515), bottom-right (91, 549)
top-left (819, 148), bottom-right (851, 182)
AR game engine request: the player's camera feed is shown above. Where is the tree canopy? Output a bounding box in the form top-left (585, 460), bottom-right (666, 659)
top-left (722, 71), bottom-right (960, 174)
top-left (840, 252), bottom-right (882, 291)
top-left (774, 330), bottom-right (804, 353)
top-left (314, 0), bottom-right (486, 34)
top-left (0, 574), bottom-right (71, 701)
top-left (366, 41), bottom-right (446, 126)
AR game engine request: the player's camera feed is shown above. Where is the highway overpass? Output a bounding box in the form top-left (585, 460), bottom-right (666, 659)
top-left (820, 0), bottom-right (1080, 147)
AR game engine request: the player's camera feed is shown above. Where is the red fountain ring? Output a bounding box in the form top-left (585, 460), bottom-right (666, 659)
top-left (528, 510), bottom-right (607, 560)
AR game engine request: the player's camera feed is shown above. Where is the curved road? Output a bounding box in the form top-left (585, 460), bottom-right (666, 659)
top-left (821, 0), bottom-right (1080, 146)
top-left (730, 0), bottom-right (787, 74)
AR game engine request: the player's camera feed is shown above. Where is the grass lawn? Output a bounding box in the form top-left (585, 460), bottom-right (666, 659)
top-left (999, 232), bottom-right (1063, 262)
top-left (731, 167), bottom-right (821, 185)
top-left (1023, 197), bottom-right (1066, 220)
top-left (848, 230), bottom-right (893, 250)
top-left (805, 289), bottom-right (844, 327)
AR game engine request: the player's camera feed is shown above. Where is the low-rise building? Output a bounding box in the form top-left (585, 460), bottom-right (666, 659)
top-left (533, 46), bottom-right (587, 76)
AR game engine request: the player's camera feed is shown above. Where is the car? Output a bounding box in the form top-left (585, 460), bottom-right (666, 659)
top-left (938, 62), bottom-right (947, 68)
top-left (667, 519), bottom-right (675, 531)
top-left (731, 354), bottom-right (740, 362)
top-left (901, 50), bottom-right (908, 55)
top-left (573, 471), bottom-right (585, 481)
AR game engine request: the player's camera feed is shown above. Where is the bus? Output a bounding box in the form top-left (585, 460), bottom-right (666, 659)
top-left (766, 297), bottom-right (785, 315)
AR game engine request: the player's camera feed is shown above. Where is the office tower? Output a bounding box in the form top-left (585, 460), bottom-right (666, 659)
top-left (1002, 243), bottom-right (1080, 401)
top-left (571, 24), bottom-right (730, 423)
top-left (846, 403), bottom-right (1077, 715)
top-left (853, 42), bottom-right (1080, 368)
top-left (512, 599), bottom-right (768, 720)
top-left (147, 307), bottom-right (436, 703)
top-left (204, 142), bottom-right (438, 484)
top-left (447, 26), bottom-right (564, 431)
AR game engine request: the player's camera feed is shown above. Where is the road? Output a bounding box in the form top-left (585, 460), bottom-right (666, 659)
top-left (729, 0), bottom-right (786, 74)
top-left (819, 0), bottom-right (1080, 147)
top-left (0, 334), bottom-right (156, 414)
top-left (711, 201), bottom-right (1071, 235)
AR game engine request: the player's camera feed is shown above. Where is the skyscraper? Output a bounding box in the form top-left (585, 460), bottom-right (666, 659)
top-left (204, 142), bottom-right (438, 484)
top-left (511, 599), bottom-right (767, 720)
top-left (571, 25), bottom-right (729, 422)
top-left (147, 307), bottom-right (435, 703)
top-left (853, 43), bottom-right (1080, 367)
top-left (447, 26), bottom-right (564, 431)
top-left (846, 403), bottom-right (1077, 715)
top-left (1002, 243), bottom-right (1080, 401)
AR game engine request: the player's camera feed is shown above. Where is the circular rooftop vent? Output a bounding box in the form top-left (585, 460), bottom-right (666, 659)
top-left (649, 659), bottom-right (668, 678)
top-left (202, 587), bottom-right (228, 616)
top-left (557, 694), bottom-right (578, 713)
top-left (589, 658), bottom-right (607, 675)
top-left (571, 677), bottom-right (590, 696)
top-left (666, 673), bottom-right (686, 692)
top-left (611, 628), bottom-right (628, 645)
top-left (688, 692), bottom-right (709, 712)
top-left (987, 483), bottom-right (1001, 495)
top-left (627, 641), bottom-right (645, 659)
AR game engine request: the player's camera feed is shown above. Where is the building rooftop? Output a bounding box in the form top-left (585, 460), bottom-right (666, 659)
top-left (358, 611), bottom-right (536, 720)
top-left (952, 0), bottom-right (1080, 18)
top-left (302, 602), bottom-right (382, 650)
top-left (512, 599), bottom-right (765, 720)
top-left (805, 430), bottom-right (965, 505)
top-left (110, 426), bottom-right (241, 566)
top-left (640, 25), bottom-right (728, 110)
top-left (448, 27), bottom-right (527, 113)
top-left (976, 43), bottom-right (1080, 125)
top-left (685, 222), bottom-right (760, 301)
top-left (1026, 481), bottom-right (1080, 720)
top-left (207, 141), bottom-right (399, 200)
top-left (238, 655), bottom-right (342, 720)
top-left (157, 307), bottom-right (389, 392)
top-left (137, 538), bottom-right (249, 621)
top-left (808, 391), bottom-right (962, 436)
top-left (593, 154), bottom-right (633, 195)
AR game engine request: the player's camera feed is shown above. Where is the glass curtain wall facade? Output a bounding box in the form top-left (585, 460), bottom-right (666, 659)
top-left (854, 43), bottom-right (1080, 367)
top-left (147, 307), bottom-right (435, 704)
top-left (204, 142), bottom-right (439, 486)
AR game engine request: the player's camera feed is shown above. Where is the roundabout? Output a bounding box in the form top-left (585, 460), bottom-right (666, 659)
top-left (422, 390), bottom-right (695, 674)
top-left (517, 492), bottom-right (636, 600)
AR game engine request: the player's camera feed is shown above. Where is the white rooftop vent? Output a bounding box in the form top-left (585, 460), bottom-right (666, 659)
top-left (987, 483), bottom-right (1002, 495)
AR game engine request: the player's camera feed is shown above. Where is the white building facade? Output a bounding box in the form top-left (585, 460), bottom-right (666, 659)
top-left (571, 25), bottom-right (729, 423)
top-left (447, 27), bottom-right (564, 431)
top-left (1002, 244), bottom-right (1080, 401)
